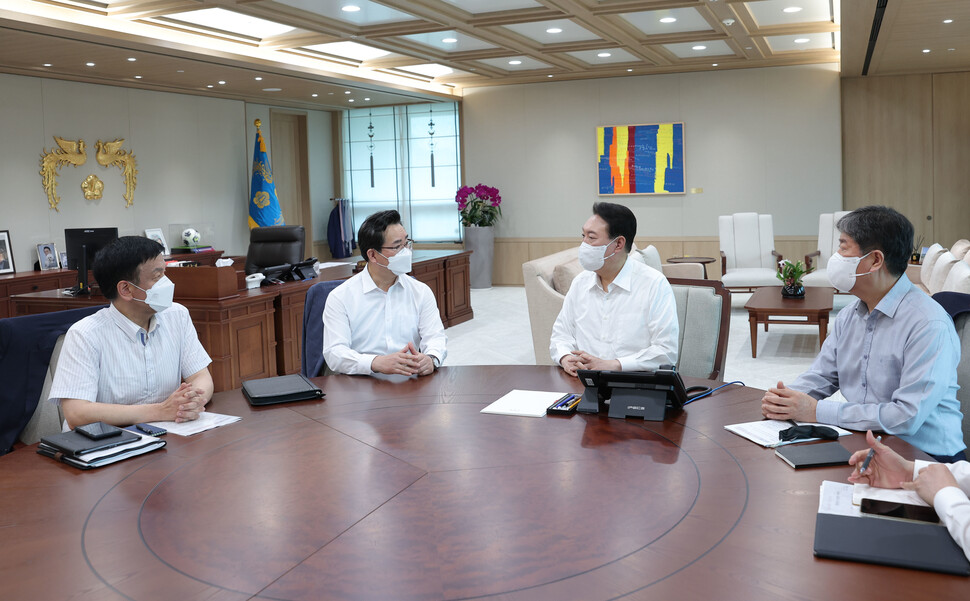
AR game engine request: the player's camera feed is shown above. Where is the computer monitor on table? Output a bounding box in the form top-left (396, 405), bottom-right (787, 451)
top-left (64, 227), bottom-right (118, 295)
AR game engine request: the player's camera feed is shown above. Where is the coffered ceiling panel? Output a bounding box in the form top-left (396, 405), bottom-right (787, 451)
top-left (0, 1), bottom-right (967, 109)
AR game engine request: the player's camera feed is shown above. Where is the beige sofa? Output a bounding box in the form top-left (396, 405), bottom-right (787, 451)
top-left (522, 245), bottom-right (704, 365)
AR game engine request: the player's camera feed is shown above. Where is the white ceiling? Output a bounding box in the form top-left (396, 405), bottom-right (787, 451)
top-left (0, 1), bottom-right (966, 111)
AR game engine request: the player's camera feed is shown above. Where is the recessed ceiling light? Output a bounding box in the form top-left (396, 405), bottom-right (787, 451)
top-left (206, 85), bottom-right (213, 88)
top-left (254, 76), bottom-right (263, 81)
top-left (794, 38), bottom-right (810, 44)
top-left (949, 48), bottom-right (956, 51)
top-left (134, 75), bottom-right (142, 79)
top-left (42, 63), bottom-right (52, 67)
top-left (627, 68), bottom-right (633, 72)
top-left (923, 49), bottom-right (931, 53)
top-left (660, 17), bottom-right (677, 24)
top-left (745, 46), bottom-right (753, 50)
top-left (311, 93), bottom-right (318, 97)
top-left (712, 63), bottom-right (718, 67)
top-left (598, 52), bottom-right (612, 58)
top-left (218, 80), bottom-right (226, 85)
top-left (85, 62), bottom-right (95, 67)
top-left (783, 6), bottom-right (803, 13)
top-left (547, 74), bottom-right (554, 78)
top-left (546, 28), bottom-right (562, 34)
top-left (127, 57), bottom-right (136, 62)
top-left (328, 92), bottom-right (335, 95)
top-left (442, 38), bottom-right (458, 43)
top-left (692, 45), bottom-right (707, 51)
top-left (177, 69), bottom-right (184, 73)
top-left (509, 60), bottom-right (522, 65)
top-left (344, 90), bottom-right (352, 94)
top-left (342, 5), bottom-right (361, 12)
top-left (944, 19), bottom-right (953, 24)
top-left (262, 87), bottom-right (282, 92)
top-left (348, 99), bottom-right (355, 102)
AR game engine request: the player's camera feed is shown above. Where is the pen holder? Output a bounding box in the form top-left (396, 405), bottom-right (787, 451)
top-left (546, 394), bottom-right (580, 415)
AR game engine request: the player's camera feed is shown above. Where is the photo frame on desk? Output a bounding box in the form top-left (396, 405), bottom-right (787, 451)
top-left (37, 242), bottom-right (60, 270)
top-left (0, 230), bottom-right (14, 274)
top-left (145, 228), bottom-right (169, 255)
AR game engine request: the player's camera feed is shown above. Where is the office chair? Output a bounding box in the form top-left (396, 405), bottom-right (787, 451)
top-left (245, 225), bottom-right (306, 275)
top-left (301, 280), bottom-right (343, 378)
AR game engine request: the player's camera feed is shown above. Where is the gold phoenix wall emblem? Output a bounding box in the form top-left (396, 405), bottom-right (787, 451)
top-left (39, 136), bottom-right (138, 210)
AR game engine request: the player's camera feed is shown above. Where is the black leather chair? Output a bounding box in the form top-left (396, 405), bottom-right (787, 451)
top-left (245, 225), bottom-right (306, 275)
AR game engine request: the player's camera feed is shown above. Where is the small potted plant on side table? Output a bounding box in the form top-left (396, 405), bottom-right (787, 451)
top-left (778, 259), bottom-right (811, 299)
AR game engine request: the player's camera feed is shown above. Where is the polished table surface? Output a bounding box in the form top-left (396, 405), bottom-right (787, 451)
top-left (1, 366), bottom-right (963, 601)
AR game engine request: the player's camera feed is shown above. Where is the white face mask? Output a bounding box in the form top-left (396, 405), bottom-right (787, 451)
top-left (826, 251), bottom-right (872, 293)
top-left (379, 246), bottom-right (412, 276)
top-left (578, 238), bottom-right (618, 272)
top-left (129, 275), bottom-right (175, 312)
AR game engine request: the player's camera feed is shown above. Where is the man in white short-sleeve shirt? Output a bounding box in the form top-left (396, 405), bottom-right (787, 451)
top-left (323, 209), bottom-right (446, 376)
top-left (550, 202), bottom-right (679, 376)
top-left (49, 236), bottom-right (213, 429)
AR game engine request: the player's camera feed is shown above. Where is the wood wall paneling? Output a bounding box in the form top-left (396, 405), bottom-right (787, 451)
top-left (842, 75), bottom-right (935, 244)
top-left (932, 72), bottom-right (970, 248)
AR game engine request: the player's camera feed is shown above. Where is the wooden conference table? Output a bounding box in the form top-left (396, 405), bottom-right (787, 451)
top-left (1, 366), bottom-right (962, 601)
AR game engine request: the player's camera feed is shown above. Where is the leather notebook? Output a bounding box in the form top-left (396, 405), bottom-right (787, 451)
top-left (774, 441), bottom-right (851, 468)
top-left (242, 374), bottom-right (325, 406)
top-left (814, 513), bottom-right (970, 575)
top-left (39, 428), bottom-right (140, 457)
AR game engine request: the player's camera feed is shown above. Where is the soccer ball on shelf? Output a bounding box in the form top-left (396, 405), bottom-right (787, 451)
top-left (181, 227), bottom-right (202, 246)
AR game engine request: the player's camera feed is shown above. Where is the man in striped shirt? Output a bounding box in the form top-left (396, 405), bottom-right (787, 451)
top-left (49, 236), bottom-right (213, 429)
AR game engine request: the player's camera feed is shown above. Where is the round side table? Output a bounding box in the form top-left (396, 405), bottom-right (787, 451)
top-left (666, 256), bottom-right (716, 279)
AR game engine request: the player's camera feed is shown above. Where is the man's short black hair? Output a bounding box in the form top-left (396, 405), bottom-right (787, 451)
top-left (592, 202), bottom-right (636, 252)
top-left (358, 210), bottom-right (402, 262)
top-left (93, 236), bottom-right (164, 300)
top-left (836, 205), bottom-right (914, 277)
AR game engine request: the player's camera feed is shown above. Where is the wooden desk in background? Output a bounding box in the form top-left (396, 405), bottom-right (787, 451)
top-left (10, 250), bottom-right (474, 391)
top-left (0, 366), bottom-right (957, 601)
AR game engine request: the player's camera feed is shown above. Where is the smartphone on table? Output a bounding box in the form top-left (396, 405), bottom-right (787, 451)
top-left (75, 421), bottom-right (123, 440)
top-left (860, 498), bottom-right (940, 524)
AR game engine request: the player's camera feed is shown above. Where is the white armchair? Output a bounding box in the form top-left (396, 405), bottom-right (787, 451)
top-left (919, 243), bottom-right (946, 293)
top-left (718, 213), bottom-right (782, 290)
top-left (929, 251), bottom-right (960, 295)
top-left (521, 245), bottom-right (702, 365)
top-left (802, 211), bottom-right (850, 288)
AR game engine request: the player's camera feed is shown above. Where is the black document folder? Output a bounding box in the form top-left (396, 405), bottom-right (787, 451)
top-left (775, 441), bottom-right (851, 468)
top-left (814, 513), bottom-right (970, 575)
top-left (39, 428), bottom-right (139, 456)
top-left (242, 374), bottom-right (325, 406)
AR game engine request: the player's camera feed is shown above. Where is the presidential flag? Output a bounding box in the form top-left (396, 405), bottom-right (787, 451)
top-left (249, 119), bottom-right (284, 228)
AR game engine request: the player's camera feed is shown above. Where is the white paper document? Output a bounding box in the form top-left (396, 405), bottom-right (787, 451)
top-left (480, 390), bottom-right (569, 418)
top-left (818, 480), bottom-right (862, 517)
top-left (852, 483), bottom-right (930, 507)
top-left (724, 419), bottom-right (852, 447)
top-left (150, 411), bottom-right (241, 436)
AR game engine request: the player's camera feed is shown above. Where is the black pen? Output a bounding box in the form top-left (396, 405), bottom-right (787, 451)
top-left (860, 435), bottom-right (882, 474)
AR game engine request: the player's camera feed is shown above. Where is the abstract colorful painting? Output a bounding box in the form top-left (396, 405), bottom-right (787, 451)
top-left (596, 123), bottom-right (685, 195)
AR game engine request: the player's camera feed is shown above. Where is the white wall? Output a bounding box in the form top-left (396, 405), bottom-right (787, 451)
top-left (461, 64), bottom-right (842, 238)
top-left (0, 73), bottom-right (336, 271)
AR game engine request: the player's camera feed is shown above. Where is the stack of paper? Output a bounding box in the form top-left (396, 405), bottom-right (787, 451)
top-left (724, 419), bottom-right (852, 447)
top-left (149, 411), bottom-right (240, 436)
top-left (480, 390), bottom-right (569, 417)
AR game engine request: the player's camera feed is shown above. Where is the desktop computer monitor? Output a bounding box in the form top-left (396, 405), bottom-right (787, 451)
top-left (64, 227), bottom-right (118, 295)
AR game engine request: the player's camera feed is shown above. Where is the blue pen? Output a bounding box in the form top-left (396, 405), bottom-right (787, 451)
top-left (555, 394), bottom-right (575, 408)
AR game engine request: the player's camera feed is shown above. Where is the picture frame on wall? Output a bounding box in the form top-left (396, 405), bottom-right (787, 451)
top-left (37, 243), bottom-right (60, 271)
top-left (596, 122), bottom-right (686, 196)
top-left (145, 228), bottom-right (169, 255)
top-left (0, 231), bottom-right (14, 274)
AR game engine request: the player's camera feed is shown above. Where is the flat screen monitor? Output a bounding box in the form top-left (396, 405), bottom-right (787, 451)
top-left (64, 227), bottom-right (118, 295)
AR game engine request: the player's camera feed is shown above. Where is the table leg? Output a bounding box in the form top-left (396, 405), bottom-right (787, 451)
top-left (818, 314), bottom-right (829, 348)
top-left (749, 312), bottom-right (758, 358)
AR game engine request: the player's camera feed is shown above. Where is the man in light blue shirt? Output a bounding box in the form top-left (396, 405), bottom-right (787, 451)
top-left (762, 206), bottom-right (965, 462)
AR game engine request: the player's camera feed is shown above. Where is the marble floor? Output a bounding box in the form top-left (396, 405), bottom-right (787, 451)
top-left (445, 285), bottom-right (854, 395)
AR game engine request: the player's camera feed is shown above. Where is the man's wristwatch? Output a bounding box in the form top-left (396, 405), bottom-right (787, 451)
top-left (431, 355), bottom-right (441, 370)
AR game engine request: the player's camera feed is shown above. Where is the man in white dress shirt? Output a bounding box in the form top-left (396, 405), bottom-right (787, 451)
top-left (49, 236), bottom-right (213, 429)
top-left (550, 202), bottom-right (679, 376)
top-left (323, 210), bottom-right (446, 376)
